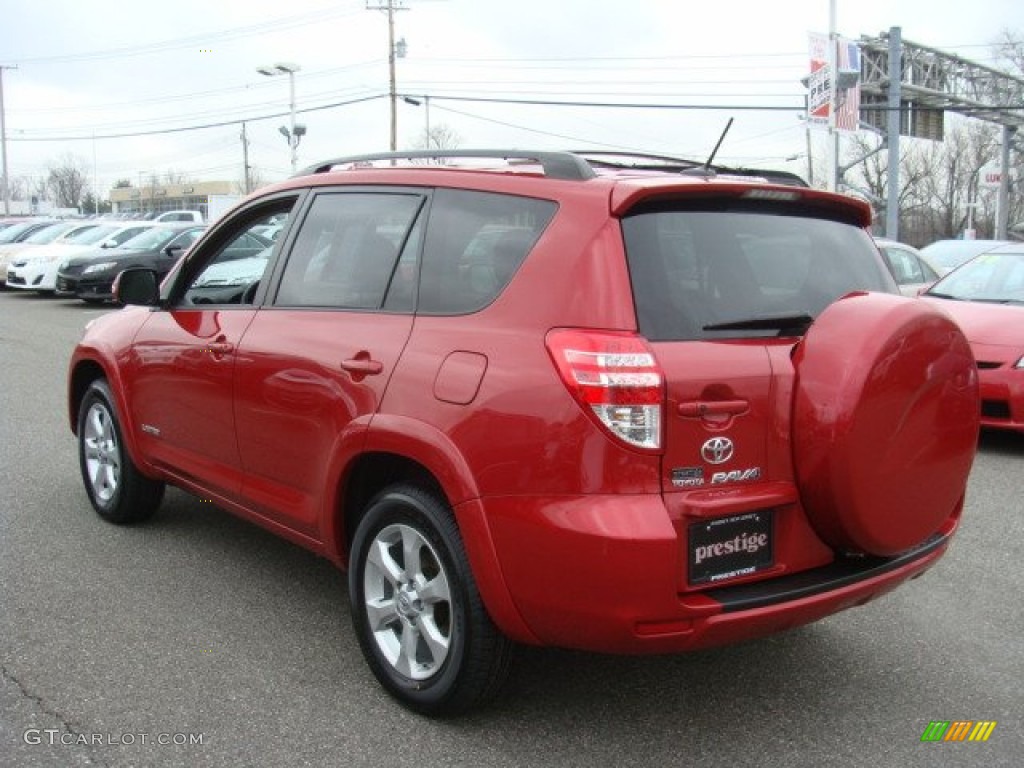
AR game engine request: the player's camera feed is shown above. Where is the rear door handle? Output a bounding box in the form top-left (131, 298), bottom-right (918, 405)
top-left (208, 337), bottom-right (234, 357)
top-left (678, 399), bottom-right (749, 418)
top-left (341, 357), bottom-right (384, 377)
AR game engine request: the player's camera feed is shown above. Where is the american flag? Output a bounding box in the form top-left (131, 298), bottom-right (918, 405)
top-left (835, 38), bottom-right (861, 133)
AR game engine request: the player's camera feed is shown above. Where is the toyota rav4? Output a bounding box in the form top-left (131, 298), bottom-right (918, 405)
top-left (68, 150), bottom-right (979, 716)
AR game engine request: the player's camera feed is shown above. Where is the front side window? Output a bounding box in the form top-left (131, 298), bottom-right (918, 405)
top-left (177, 200), bottom-right (296, 306)
top-left (274, 192), bottom-right (424, 310)
top-left (622, 204), bottom-right (895, 341)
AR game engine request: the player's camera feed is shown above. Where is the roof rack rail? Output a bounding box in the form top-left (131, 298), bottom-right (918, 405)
top-left (297, 150), bottom-right (596, 181)
top-left (571, 148), bottom-right (809, 188)
top-left (569, 149), bottom-right (702, 171)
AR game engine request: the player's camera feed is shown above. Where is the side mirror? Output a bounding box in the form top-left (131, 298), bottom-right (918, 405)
top-left (100, 239), bottom-right (117, 248)
top-left (114, 268), bottom-right (161, 307)
top-left (164, 244), bottom-right (184, 259)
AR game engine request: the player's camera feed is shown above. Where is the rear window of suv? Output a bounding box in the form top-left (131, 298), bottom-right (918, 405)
top-left (622, 203), bottom-right (893, 341)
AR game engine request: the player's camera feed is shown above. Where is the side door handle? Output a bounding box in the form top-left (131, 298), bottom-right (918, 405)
top-left (208, 337), bottom-right (234, 358)
top-left (341, 353), bottom-right (384, 380)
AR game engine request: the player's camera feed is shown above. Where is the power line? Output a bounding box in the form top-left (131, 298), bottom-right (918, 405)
top-left (7, 3), bottom-right (365, 65)
top-left (9, 93), bottom-right (389, 142)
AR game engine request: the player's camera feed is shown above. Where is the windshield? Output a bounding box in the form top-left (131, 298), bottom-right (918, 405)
top-left (117, 227), bottom-right (181, 250)
top-left (926, 249), bottom-right (1024, 303)
top-left (920, 240), bottom-right (1008, 271)
top-left (622, 205), bottom-right (894, 340)
top-left (0, 221), bottom-right (49, 243)
top-left (24, 222), bottom-right (76, 244)
top-left (66, 224), bottom-right (121, 245)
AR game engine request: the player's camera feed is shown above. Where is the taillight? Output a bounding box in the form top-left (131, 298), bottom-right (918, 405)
top-left (546, 329), bottom-right (664, 451)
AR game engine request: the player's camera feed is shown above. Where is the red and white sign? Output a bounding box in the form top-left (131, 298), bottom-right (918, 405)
top-left (980, 166), bottom-right (1003, 189)
top-left (806, 33), bottom-right (861, 132)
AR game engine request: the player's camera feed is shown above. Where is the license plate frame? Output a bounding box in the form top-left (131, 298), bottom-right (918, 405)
top-left (688, 510), bottom-right (773, 585)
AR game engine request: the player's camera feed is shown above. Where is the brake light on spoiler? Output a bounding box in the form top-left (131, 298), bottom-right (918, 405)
top-left (546, 329), bottom-right (664, 450)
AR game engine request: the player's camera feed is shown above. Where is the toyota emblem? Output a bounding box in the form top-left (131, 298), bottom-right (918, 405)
top-left (701, 437), bottom-right (734, 465)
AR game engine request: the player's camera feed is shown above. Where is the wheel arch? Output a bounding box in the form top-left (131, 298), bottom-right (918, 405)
top-left (327, 415), bottom-right (539, 645)
top-left (68, 354), bottom-right (155, 478)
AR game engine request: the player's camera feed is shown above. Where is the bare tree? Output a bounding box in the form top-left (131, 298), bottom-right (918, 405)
top-left (233, 166), bottom-right (267, 194)
top-left (46, 153), bottom-right (90, 209)
top-left (994, 29), bottom-right (1024, 74)
top-left (163, 169), bottom-right (193, 186)
top-left (409, 124), bottom-right (462, 159)
top-left (7, 175), bottom-right (31, 200)
top-left (32, 176), bottom-right (50, 205)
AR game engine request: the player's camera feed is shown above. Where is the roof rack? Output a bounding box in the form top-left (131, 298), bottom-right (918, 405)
top-left (570, 149), bottom-right (809, 188)
top-left (297, 150), bottom-right (596, 181)
top-left (569, 149), bottom-right (702, 171)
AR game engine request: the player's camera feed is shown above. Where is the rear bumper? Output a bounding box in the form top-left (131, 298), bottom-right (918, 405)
top-left (482, 494), bottom-right (956, 654)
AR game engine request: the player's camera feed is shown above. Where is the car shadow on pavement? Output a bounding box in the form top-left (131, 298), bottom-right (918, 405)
top-left (133, 489), bottom-right (944, 739)
top-left (977, 429), bottom-right (1024, 457)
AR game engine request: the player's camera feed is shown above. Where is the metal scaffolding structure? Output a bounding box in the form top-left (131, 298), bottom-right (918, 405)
top-left (857, 28), bottom-right (1023, 240)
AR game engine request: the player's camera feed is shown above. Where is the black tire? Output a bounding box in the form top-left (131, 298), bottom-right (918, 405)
top-left (348, 485), bottom-right (511, 716)
top-left (77, 379), bottom-right (165, 524)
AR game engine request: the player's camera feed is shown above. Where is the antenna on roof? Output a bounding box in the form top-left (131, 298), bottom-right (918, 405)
top-left (704, 118), bottom-right (734, 173)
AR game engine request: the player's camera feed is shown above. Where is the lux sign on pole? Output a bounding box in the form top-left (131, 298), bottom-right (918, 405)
top-left (806, 33), bottom-right (861, 132)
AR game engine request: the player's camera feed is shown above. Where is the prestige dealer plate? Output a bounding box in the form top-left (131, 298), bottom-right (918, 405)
top-left (688, 510), bottom-right (773, 585)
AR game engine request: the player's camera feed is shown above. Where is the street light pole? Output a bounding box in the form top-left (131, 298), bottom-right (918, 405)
top-left (0, 64), bottom-right (17, 217)
top-left (402, 95), bottom-right (430, 147)
top-left (257, 63), bottom-right (302, 173)
top-left (287, 68), bottom-right (297, 172)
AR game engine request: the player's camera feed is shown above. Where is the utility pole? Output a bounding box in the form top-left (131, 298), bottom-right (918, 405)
top-left (0, 64), bottom-right (17, 216)
top-left (367, 1), bottom-right (409, 152)
top-left (241, 121), bottom-right (252, 194)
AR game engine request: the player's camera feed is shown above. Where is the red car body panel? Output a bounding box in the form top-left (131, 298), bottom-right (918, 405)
top-left (922, 297), bottom-right (1024, 431)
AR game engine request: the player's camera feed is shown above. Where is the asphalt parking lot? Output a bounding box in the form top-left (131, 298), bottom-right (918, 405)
top-left (1, 289), bottom-right (1021, 768)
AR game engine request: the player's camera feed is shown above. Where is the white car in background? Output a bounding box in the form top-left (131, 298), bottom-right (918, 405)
top-left (0, 221), bottom-right (94, 284)
top-left (874, 238), bottom-right (945, 296)
top-left (6, 222), bottom-right (157, 294)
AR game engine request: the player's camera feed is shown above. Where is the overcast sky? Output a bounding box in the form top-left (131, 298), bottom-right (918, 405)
top-left (1, 0), bottom-right (1021, 197)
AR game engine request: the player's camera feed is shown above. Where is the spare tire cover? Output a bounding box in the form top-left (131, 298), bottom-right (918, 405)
top-left (792, 292), bottom-right (978, 556)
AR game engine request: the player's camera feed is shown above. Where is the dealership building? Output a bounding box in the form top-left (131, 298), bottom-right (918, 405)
top-left (109, 180), bottom-right (235, 219)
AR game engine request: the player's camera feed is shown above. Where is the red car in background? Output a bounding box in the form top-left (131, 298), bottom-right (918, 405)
top-left (921, 241), bottom-right (1024, 431)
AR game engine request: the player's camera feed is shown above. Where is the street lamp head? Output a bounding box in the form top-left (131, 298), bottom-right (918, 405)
top-left (293, 124), bottom-right (307, 137)
top-left (258, 62), bottom-right (301, 77)
top-left (278, 125), bottom-right (291, 139)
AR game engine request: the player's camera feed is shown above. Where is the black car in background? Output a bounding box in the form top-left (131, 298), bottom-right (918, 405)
top-left (57, 224), bottom-right (208, 303)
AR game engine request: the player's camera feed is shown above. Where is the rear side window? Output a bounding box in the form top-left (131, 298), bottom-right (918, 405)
top-left (622, 206), bottom-right (894, 341)
top-left (418, 189), bottom-right (556, 314)
top-left (275, 192), bottom-right (425, 310)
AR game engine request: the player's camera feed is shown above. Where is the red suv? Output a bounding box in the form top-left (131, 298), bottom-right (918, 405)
top-left (69, 150), bottom-right (979, 715)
